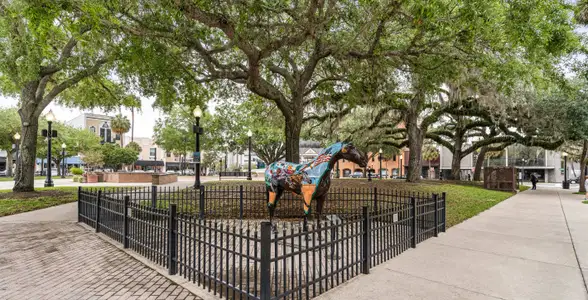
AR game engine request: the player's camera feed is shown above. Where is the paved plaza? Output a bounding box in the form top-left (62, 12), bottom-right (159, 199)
top-left (317, 187), bottom-right (588, 300)
top-left (1, 184), bottom-right (587, 299)
top-left (0, 203), bottom-right (201, 300)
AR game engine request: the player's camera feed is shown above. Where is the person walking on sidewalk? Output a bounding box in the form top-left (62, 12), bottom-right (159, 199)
top-left (530, 173), bottom-right (538, 190)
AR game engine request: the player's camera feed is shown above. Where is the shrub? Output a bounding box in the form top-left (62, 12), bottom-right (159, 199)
top-left (70, 167), bottom-right (83, 176)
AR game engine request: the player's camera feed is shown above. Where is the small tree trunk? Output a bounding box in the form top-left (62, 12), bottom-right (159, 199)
top-left (579, 140), bottom-right (587, 193)
top-left (6, 151), bottom-right (13, 177)
top-left (474, 147), bottom-right (487, 181)
top-left (284, 117), bottom-right (301, 163)
top-left (55, 158), bottom-right (61, 177)
top-left (131, 108), bottom-right (135, 142)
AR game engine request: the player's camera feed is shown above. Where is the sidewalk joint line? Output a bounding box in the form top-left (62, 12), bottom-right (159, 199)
top-left (449, 227), bottom-right (572, 244)
top-left (383, 268), bottom-right (507, 300)
top-left (557, 191), bottom-right (588, 294)
top-left (429, 241), bottom-right (578, 269)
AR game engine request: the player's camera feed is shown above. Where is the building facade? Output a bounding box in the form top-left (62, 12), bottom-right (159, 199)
top-left (68, 113), bottom-right (121, 144)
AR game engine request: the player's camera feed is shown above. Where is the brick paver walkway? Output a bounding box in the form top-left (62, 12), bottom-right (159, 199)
top-left (0, 220), bottom-right (201, 300)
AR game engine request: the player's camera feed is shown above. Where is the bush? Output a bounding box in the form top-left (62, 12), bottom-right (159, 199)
top-left (70, 167), bottom-right (83, 176)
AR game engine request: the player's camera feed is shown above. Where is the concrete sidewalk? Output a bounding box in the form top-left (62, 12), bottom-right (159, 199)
top-left (316, 188), bottom-right (588, 300)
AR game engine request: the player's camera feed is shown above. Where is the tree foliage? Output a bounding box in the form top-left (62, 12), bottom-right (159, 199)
top-left (111, 114), bottom-right (131, 146)
top-left (100, 143), bottom-right (138, 171)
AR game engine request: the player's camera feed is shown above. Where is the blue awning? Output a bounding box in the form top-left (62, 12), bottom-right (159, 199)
top-left (36, 156), bottom-right (84, 165)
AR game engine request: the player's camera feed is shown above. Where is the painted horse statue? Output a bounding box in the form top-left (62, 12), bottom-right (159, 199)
top-left (265, 142), bottom-right (368, 229)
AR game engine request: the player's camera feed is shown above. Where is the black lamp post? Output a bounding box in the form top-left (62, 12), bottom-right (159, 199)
top-left (61, 143), bottom-right (66, 178)
top-left (400, 153), bottom-right (404, 178)
top-left (193, 106), bottom-right (203, 188)
top-left (563, 152), bottom-right (569, 189)
top-left (521, 158), bottom-right (526, 186)
top-left (224, 143), bottom-right (228, 171)
top-left (247, 130), bottom-right (253, 180)
top-left (379, 148), bottom-right (383, 180)
top-left (13, 132), bottom-right (20, 180)
top-left (42, 110), bottom-right (57, 187)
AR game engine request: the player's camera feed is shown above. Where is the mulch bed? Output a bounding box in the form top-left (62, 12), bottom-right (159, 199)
top-left (0, 190), bottom-right (72, 200)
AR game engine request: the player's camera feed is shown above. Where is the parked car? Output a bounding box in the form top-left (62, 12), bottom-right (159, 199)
top-left (184, 169), bottom-right (195, 176)
top-left (570, 176), bottom-right (581, 184)
top-left (0, 170), bottom-right (6, 177)
top-left (350, 171), bottom-right (363, 178)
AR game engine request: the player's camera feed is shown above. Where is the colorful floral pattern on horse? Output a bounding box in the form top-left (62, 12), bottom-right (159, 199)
top-left (265, 142), bottom-right (345, 195)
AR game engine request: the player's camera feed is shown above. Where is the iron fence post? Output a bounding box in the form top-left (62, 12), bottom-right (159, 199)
top-left (373, 187), bottom-right (378, 213)
top-left (95, 190), bottom-right (102, 233)
top-left (433, 194), bottom-right (438, 237)
top-left (151, 185), bottom-right (157, 208)
top-left (411, 197), bottom-right (417, 248)
top-left (239, 185), bottom-right (244, 220)
top-left (442, 192), bottom-right (447, 232)
top-left (77, 186), bottom-right (82, 223)
top-left (361, 206), bottom-right (370, 274)
top-left (199, 185), bottom-right (205, 219)
top-left (260, 222), bottom-right (272, 300)
top-left (123, 195), bottom-right (130, 248)
top-left (168, 204), bottom-right (178, 275)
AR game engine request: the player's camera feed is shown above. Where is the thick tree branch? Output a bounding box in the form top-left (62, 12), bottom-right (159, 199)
top-left (36, 58), bottom-right (108, 115)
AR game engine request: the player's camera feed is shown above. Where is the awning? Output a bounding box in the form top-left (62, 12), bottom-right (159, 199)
top-left (166, 162), bottom-right (196, 168)
top-left (135, 160), bottom-right (165, 167)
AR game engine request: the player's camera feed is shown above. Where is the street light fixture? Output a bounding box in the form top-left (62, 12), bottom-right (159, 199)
top-left (224, 143), bottom-right (229, 172)
top-left (61, 143), bottom-right (66, 178)
top-left (247, 130), bottom-right (253, 180)
top-left (379, 148), bottom-right (383, 180)
top-left (400, 152), bottom-right (404, 178)
top-left (562, 152), bottom-right (569, 189)
top-left (193, 105), bottom-right (203, 188)
top-left (13, 133), bottom-right (20, 181)
top-left (521, 158), bottom-right (526, 186)
top-left (42, 110), bottom-right (57, 187)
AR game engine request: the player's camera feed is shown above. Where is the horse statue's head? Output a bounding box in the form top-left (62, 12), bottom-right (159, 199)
top-left (337, 142), bottom-right (368, 167)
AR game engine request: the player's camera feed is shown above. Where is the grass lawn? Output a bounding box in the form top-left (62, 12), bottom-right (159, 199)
top-left (0, 176), bottom-right (72, 182)
top-left (0, 187), bottom-right (78, 217)
top-left (204, 179), bottom-right (515, 228)
top-left (583, 201), bottom-right (588, 204)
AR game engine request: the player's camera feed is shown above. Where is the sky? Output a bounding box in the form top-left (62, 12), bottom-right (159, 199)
top-left (0, 95), bottom-right (161, 139)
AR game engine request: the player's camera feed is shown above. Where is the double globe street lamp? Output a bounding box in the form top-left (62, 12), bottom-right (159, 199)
top-left (42, 110), bottom-right (57, 187)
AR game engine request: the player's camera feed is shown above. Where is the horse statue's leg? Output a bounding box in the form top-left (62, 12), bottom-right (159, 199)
top-left (267, 186), bottom-right (282, 232)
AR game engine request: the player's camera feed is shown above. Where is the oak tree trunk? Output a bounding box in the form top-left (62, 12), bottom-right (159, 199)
top-left (473, 147), bottom-right (487, 181)
top-left (450, 151), bottom-right (462, 181)
top-left (579, 140), bottom-right (587, 193)
top-left (406, 104), bottom-right (423, 182)
top-left (284, 115), bottom-right (302, 164)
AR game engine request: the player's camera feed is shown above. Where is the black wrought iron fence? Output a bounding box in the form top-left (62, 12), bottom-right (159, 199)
top-left (77, 186), bottom-right (446, 300)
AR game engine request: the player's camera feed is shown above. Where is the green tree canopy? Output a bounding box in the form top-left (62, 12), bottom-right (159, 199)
top-left (100, 143), bottom-right (138, 171)
top-left (0, 0), bottom-right (141, 191)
